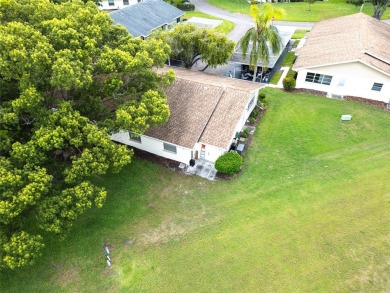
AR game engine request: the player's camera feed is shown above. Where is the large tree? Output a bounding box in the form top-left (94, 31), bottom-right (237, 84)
top-left (0, 0), bottom-right (174, 269)
top-left (152, 23), bottom-right (235, 70)
top-left (237, 3), bottom-right (284, 82)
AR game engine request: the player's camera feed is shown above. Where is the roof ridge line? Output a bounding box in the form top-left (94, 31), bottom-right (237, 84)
top-left (196, 87), bottom-right (226, 145)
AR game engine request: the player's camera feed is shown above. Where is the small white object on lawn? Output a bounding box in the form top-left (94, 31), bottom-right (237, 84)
top-left (341, 114), bottom-right (352, 121)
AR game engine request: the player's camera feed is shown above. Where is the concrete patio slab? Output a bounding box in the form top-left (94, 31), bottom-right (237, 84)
top-left (185, 160), bottom-right (217, 180)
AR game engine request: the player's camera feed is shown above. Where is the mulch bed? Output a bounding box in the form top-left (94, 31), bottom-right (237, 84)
top-left (284, 88), bottom-right (389, 110)
top-left (132, 148), bottom-right (184, 173)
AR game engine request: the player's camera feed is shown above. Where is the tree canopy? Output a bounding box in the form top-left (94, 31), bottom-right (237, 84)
top-left (151, 23), bottom-right (235, 70)
top-left (0, 0), bottom-right (174, 269)
top-left (237, 3), bottom-right (284, 82)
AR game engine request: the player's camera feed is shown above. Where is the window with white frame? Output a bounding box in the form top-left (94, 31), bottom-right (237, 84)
top-left (123, 0), bottom-right (129, 5)
top-left (305, 72), bottom-right (332, 85)
top-left (129, 132), bottom-right (141, 143)
top-left (371, 82), bottom-right (383, 92)
top-left (108, 0), bottom-right (115, 6)
top-left (163, 142), bottom-right (177, 153)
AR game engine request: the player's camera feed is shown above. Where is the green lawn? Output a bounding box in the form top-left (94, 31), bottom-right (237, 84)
top-left (206, 0), bottom-right (390, 21)
top-left (291, 29), bottom-right (310, 39)
top-left (2, 89), bottom-right (390, 292)
top-left (184, 11), bottom-right (236, 34)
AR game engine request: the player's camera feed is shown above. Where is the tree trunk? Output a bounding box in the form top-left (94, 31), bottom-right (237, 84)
top-left (373, 0), bottom-right (389, 19)
top-left (252, 66), bottom-right (258, 82)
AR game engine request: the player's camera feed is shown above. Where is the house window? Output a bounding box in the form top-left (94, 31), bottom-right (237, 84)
top-left (371, 83), bottom-right (383, 92)
top-left (123, 0), bottom-right (129, 5)
top-left (129, 132), bottom-right (141, 143)
top-left (163, 142), bottom-right (177, 153)
top-left (305, 72), bottom-right (332, 85)
top-left (108, 0), bottom-right (115, 6)
top-left (177, 17), bottom-right (180, 23)
top-left (247, 95), bottom-right (255, 111)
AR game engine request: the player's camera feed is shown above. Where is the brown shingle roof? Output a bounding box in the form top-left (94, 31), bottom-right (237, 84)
top-left (200, 88), bottom-right (252, 149)
top-left (293, 13), bottom-right (390, 75)
top-left (145, 67), bottom-right (263, 148)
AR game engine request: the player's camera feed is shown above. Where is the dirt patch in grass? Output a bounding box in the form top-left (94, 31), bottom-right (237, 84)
top-left (137, 206), bottom-right (209, 247)
top-left (51, 263), bottom-right (79, 286)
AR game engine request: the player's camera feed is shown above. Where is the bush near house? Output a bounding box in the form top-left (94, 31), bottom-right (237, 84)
top-left (241, 127), bottom-right (250, 138)
top-left (215, 152), bottom-right (242, 174)
top-left (283, 76), bottom-right (296, 91)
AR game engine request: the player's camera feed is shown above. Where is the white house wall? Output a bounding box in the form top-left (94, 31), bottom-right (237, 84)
top-left (237, 90), bottom-right (259, 133)
top-left (195, 89), bottom-right (260, 163)
top-left (194, 142), bottom-right (226, 163)
top-left (111, 131), bottom-right (193, 164)
top-left (99, 0), bottom-right (138, 10)
top-left (296, 62), bottom-right (390, 103)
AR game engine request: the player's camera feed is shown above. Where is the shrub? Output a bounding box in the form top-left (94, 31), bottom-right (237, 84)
top-left (258, 92), bottom-right (266, 101)
top-left (175, 3), bottom-right (195, 11)
top-left (215, 152), bottom-right (242, 175)
top-left (283, 77), bottom-right (296, 91)
top-left (250, 108), bottom-right (260, 120)
top-left (241, 127), bottom-right (250, 138)
top-left (287, 69), bottom-right (297, 79)
top-left (257, 92), bottom-right (267, 108)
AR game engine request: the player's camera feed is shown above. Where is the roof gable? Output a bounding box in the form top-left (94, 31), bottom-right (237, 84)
top-left (145, 67), bottom-right (264, 149)
top-left (110, 0), bottom-right (184, 38)
top-left (294, 13), bottom-right (390, 75)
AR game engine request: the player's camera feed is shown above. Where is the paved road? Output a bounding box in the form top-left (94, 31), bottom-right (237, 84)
top-left (191, 0), bottom-right (390, 40)
top-left (191, 0), bottom-right (314, 41)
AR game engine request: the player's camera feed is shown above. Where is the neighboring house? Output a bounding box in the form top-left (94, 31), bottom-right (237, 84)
top-left (111, 67), bottom-right (264, 165)
top-left (293, 13), bottom-right (390, 106)
top-left (99, 0), bottom-right (138, 10)
top-left (110, 0), bottom-right (184, 38)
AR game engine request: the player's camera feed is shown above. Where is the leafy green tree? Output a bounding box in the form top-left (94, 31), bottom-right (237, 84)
top-left (0, 0), bottom-right (173, 269)
top-left (152, 23), bottom-right (235, 70)
top-left (237, 3), bottom-right (284, 82)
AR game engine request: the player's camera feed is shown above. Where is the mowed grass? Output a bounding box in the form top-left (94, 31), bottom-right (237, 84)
top-left (206, 0), bottom-right (390, 21)
top-left (2, 88), bottom-right (390, 292)
top-left (183, 11), bottom-right (236, 34)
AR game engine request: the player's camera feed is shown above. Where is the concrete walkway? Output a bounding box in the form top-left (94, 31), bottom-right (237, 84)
top-left (276, 66), bottom-right (291, 88)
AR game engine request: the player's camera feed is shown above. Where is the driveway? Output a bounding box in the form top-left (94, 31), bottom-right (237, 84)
top-left (191, 0), bottom-right (314, 41)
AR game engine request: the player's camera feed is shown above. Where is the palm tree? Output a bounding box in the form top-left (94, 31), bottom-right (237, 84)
top-left (237, 3), bottom-right (284, 82)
